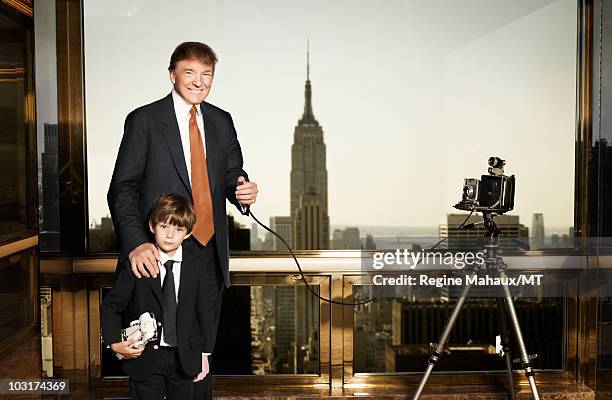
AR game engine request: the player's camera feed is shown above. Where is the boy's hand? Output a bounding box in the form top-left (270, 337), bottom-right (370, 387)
top-left (193, 354), bottom-right (209, 382)
top-left (129, 243), bottom-right (160, 278)
top-left (110, 340), bottom-right (144, 359)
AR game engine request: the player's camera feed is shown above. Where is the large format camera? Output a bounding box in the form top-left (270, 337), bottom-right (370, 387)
top-left (454, 157), bottom-right (515, 214)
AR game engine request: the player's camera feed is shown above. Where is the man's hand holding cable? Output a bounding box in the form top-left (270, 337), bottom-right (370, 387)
top-left (235, 176), bottom-right (258, 207)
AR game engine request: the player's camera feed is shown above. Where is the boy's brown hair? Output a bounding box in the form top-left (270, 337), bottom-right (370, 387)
top-left (149, 193), bottom-right (196, 232)
top-left (168, 41), bottom-right (218, 71)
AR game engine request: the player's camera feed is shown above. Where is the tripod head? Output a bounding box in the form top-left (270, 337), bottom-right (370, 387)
top-left (483, 212), bottom-right (501, 239)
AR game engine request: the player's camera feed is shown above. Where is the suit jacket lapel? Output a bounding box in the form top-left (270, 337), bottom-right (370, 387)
top-left (146, 274), bottom-right (163, 308)
top-left (177, 249), bottom-right (197, 313)
top-left (161, 93), bottom-right (192, 196)
top-left (200, 102), bottom-right (218, 195)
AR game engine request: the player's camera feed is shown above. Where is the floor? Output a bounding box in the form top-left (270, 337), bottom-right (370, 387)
top-left (20, 382), bottom-right (594, 399)
top-left (0, 331), bottom-right (601, 399)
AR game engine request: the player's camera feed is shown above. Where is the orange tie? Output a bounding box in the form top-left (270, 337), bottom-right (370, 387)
top-left (189, 105), bottom-right (214, 245)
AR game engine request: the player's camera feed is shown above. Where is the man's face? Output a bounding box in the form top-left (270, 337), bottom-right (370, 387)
top-left (149, 220), bottom-right (192, 255)
top-left (169, 58), bottom-right (214, 105)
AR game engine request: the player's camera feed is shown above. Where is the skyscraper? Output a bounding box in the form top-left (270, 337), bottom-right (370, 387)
top-left (293, 190), bottom-right (329, 250)
top-left (290, 45), bottom-right (330, 250)
top-left (332, 227), bottom-right (361, 249)
top-left (275, 286), bottom-right (296, 372)
top-left (270, 216), bottom-right (292, 251)
top-left (250, 222), bottom-right (262, 250)
top-left (89, 216), bottom-right (118, 252)
top-left (439, 214), bottom-right (529, 250)
top-left (532, 213), bottom-right (545, 250)
top-left (228, 215), bottom-right (250, 250)
top-left (40, 123), bottom-right (60, 250)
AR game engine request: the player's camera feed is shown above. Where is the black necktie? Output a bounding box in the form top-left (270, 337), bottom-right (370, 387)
top-left (162, 259), bottom-right (178, 346)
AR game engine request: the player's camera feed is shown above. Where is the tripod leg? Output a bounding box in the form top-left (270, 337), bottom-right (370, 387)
top-left (501, 282), bottom-right (540, 400)
top-left (412, 279), bottom-right (473, 400)
top-left (496, 296), bottom-right (516, 400)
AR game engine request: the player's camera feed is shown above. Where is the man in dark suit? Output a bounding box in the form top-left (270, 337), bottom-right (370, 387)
top-left (107, 42), bottom-right (258, 399)
top-left (101, 194), bottom-right (212, 399)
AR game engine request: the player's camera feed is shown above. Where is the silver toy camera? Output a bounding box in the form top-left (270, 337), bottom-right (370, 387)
top-left (115, 312), bottom-right (159, 359)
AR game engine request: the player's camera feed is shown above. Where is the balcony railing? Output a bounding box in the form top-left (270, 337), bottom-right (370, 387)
top-left (38, 250), bottom-right (594, 390)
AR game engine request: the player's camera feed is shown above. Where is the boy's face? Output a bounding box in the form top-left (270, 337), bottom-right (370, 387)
top-left (149, 220), bottom-right (192, 254)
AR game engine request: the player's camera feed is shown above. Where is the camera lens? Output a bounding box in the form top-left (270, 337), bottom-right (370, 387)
top-left (463, 185), bottom-right (474, 198)
top-left (488, 157), bottom-right (505, 168)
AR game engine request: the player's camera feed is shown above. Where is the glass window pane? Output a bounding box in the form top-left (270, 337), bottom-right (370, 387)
top-left (0, 11), bottom-right (30, 240)
top-left (99, 284), bottom-right (321, 377)
top-left (0, 249), bottom-right (36, 346)
top-left (353, 285), bottom-right (563, 373)
top-left (599, 290), bottom-right (612, 371)
top-left (83, 0), bottom-right (576, 253)
top-left (34, 0), bottom-right (60, 252)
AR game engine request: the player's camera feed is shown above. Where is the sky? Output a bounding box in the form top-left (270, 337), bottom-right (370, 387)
top-left (83, 0), bottom-right (576, 233)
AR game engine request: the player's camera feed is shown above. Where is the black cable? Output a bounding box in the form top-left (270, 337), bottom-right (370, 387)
top-left (458, 209), bottom-right (480, 230)
top-left (410, 208), bottom-right (475, 269)
top-left (246, 207), bottom-right (476, 307)
top-left (248, 210), bottom-right (374, 306)
top-left (457, 208), bottom-right (476, 230)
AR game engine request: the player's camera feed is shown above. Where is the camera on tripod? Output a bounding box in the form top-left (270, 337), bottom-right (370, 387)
top-left (454, 157), bottom-right (515, 214)
top-left (414, 157), bottom-right (541, 400)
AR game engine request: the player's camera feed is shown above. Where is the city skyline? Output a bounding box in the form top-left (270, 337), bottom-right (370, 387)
top-left (83, 0), bottom-right (576, 234)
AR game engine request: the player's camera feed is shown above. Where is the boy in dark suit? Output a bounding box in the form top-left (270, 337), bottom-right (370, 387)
top-left (101, 193), bottom-right (212, 399)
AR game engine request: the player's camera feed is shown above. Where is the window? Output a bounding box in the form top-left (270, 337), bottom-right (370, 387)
top-left (0, 8), bottom-right (35, 242)
top-left (83, 0), bottom-right (577, 253)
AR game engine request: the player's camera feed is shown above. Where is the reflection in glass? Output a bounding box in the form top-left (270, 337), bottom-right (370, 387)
top-left (0, 11), bottom-right (29, 240)
top-left (100, 284), bottom-right (320, 377)
top-left (40, 286), bottom-right (53, 377)
top-left (599, 288), bottom-right (612, 371)
top-left (34, 0), bottom-right (60, 252)
top-left (214, 284), bottom-right (320, 375)
top-left (245, 285), bottom-right (319, 375)
top-left (0, 249), bottom-right (36, 346)
top-left (353, 286), bottom-right (563, 373)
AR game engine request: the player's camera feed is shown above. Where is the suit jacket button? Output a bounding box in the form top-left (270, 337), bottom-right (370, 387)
top-left (153, 345), bottom-right (159, 350)
top-left (158, 322), bottom-right (162, 326)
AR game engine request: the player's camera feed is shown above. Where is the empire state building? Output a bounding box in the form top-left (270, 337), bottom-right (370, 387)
top-left (290, 48), bottom-right (330, 250)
